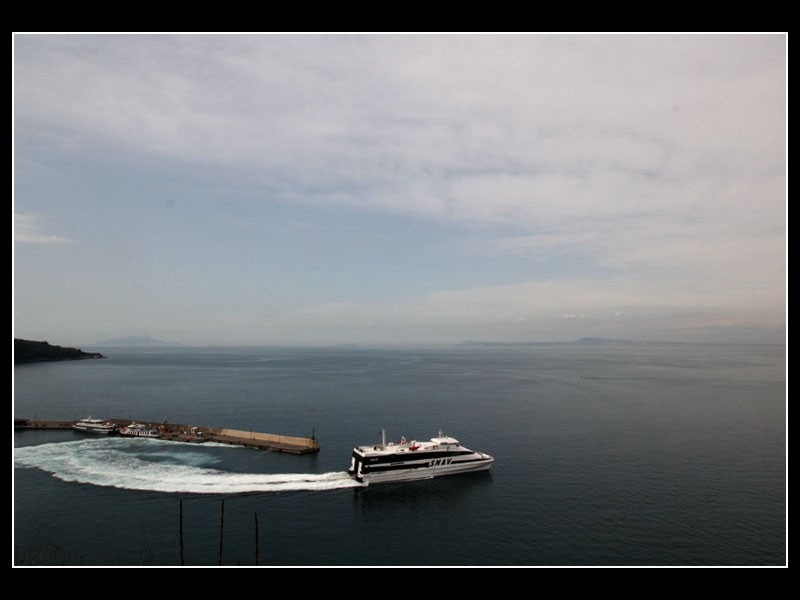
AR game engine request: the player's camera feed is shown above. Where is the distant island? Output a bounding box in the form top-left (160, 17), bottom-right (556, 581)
top-left (14, 339), bottom-right (106, 365)
top-left (457, 337), bottom-right (647, 347)
top-left (91, 335), bottom-right (179, 347)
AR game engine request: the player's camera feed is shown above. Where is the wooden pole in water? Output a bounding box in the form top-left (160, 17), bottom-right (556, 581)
top-left (179, 498), bottom-right (185, 566)
top-left (218, 498), bottom-right (225, 566)
top-left (254, 511), bottom-right (260, 566)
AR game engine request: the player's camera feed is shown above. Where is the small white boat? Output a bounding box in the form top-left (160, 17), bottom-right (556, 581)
top-left (72, 417), bottom-right (117, 435)
top-left (119, 422), bottom-right (160, 438)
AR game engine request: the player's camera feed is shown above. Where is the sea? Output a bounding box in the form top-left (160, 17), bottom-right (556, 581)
top-left (13, 343), bottom-right (786, 566)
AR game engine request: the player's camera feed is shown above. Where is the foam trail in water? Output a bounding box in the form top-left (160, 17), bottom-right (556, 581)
top-left (15, 438), bottom-right (362, 494)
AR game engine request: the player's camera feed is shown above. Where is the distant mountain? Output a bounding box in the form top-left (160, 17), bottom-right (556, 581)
top-left (457, 340), bottom-right (554, 347)
top-left (92, 335), bottom-right (179, 347)
top-left (572, 337), bottom-right (638, 346)
top-left (458, 337), bottom-right (641, 347)
top-left (14, 339), bottom-right (105, 364)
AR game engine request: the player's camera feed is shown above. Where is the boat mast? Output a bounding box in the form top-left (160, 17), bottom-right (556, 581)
top-left (381, 428), bottom-right (386, 449)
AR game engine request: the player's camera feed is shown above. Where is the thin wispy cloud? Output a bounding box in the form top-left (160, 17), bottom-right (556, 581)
top-left (14, 213), bottom-right (72, 245)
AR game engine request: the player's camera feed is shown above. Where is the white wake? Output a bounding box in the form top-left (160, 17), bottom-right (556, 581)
top-left (14, 438), bottom-right (362, 494)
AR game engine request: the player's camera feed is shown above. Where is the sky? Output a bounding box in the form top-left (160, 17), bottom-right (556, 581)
top-left (13, 34), bottom-right (786, 346)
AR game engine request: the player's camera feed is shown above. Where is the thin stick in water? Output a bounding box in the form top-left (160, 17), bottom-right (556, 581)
top-left (254, 511), bottom-right (260, 566)
top-left (218, 498), bottom-right (225, 566)
top-left (179, 498), bottom-right (185, 566)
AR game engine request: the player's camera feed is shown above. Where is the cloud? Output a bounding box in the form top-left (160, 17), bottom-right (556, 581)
top-left (12, 35), bottom-right (785, 344)
top-left (14, 213), bottom-right (72, 244)
top-left (14, 36), bottom-right (784, 237)
top-left (13, 36), bottom-right (784, 180)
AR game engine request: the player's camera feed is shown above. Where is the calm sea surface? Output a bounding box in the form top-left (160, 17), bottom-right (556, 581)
top-left (13, 344), bottom-right (786, 566)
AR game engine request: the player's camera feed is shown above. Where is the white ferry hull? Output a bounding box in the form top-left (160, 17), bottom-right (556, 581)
top-left (72, 424), bottom-right (117, 434)
top-left (357, 455), bottom-right (493, 486)
top-left (119, 430), bottom-right (159, 438)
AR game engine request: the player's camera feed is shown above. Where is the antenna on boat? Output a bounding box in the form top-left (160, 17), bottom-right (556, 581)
top-left (381, 428), bottom-right (386, 449)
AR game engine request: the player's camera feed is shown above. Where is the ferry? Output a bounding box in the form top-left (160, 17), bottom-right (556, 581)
top-left (348, 430), bottom-right (493, 485)
top-left (119, 422), bottom-right (160, 438)
top-left (72, 417), bottom-right (117, 435)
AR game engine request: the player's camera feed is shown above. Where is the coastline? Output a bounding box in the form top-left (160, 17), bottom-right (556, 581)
top-left (14, 339), bottom-right (106, 365)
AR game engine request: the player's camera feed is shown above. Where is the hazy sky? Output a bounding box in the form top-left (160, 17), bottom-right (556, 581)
top-left (13, 34), bottom-right (786, 346)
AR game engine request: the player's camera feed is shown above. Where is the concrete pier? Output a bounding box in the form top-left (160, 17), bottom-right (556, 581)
top-left (14, 418), bottom-right (319, 455)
